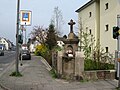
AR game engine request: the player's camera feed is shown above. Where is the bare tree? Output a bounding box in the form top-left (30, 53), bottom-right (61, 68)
top-left (51, 6), bottom-right (64, 36)
top-left (30, 26), bottom-right (47, 45)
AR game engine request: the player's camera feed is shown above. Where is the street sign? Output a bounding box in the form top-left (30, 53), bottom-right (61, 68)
top-left (20, 10), bottom-right (32, 26)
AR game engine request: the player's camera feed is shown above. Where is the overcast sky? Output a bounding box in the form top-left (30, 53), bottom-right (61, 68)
top-left (0, 0), bottom-right (89, 44)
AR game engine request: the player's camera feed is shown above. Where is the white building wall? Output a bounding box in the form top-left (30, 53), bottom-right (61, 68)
top-left (100, 0), bottom-right (119, 53)
top-left (0, 38), bottom-right (9, 50)
top-left (77, 0), bottom-right (120, 54)
top-left (78, 2), bottom-right (97, 50)
top-left (78, 3), bottom-right (96, 34)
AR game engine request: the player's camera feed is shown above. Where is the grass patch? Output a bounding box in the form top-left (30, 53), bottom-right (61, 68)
top-left (50, 69), bottom-right (57, 78)
top-left (80, 79), bottom-right (89, 83)
top-left (10, 71), bottom-right (23, 77)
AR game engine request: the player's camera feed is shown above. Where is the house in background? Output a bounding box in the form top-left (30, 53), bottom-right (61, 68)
top-left (0, 37), bottom-right (14, 50)
top-left (28, 39), bottom-right (41, 53)
top-left (76, 0), bottom-right (120, 54)
top-left (28, 35), bottom-right (65, 53)
top-left (28, 29), bottom-right (47, 53)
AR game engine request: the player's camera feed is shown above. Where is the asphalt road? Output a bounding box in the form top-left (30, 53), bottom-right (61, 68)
top-left (0, 51), bottom-right (15, 73)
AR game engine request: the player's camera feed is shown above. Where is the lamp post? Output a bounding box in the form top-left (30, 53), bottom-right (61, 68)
top-left (16, 0), bottom-right (20, 73)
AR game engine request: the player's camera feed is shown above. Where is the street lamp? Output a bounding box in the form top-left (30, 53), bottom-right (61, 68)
top-left (16, 0), bottom-right (20, 73)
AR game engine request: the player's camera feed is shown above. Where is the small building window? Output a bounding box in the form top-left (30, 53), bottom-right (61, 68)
top-left (89, 29), bottom-right (91, 34)
top-left (105, 3), bottom-right (108, 10)
top-left (105, 47), bottom-right (108, 53)
top-left (89, 47), bottom-right (91, 52)
top-left (89, 12), bottom-right (92, 17)
top-left (105, 24), bottom-right (109, 31)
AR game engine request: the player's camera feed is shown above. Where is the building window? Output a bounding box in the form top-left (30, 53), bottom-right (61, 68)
top-left (89, 12), bottom-right (92, 17)
top-left (105, 3), bottom-right (108, 10)
top-left (105, 47), bottom-right (108, 53)
top-left (105, 24), bottom-right (109, 31)
top-left (89, 47), bottom-right (91, 52)
top-left (89, 29), bottom-right (91, 34)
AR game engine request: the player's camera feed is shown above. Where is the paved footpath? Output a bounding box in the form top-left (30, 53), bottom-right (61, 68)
top-left (0, 55), bottom-right (118, 90)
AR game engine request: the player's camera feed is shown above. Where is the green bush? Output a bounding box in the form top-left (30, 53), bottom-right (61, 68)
top-left (84, 59), bottom-right (115, 70)
top-left (50, 69), bottom-right (57, 78)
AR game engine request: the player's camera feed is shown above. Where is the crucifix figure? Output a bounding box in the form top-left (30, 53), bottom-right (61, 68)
top-left (68, 19), bottom-right (76, 33)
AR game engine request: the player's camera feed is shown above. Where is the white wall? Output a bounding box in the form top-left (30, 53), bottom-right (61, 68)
top-left (77, 0), bottom-right (120, 54)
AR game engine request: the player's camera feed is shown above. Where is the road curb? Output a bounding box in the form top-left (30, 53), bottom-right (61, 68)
top-left (40, 56), bottom-right (52, 71)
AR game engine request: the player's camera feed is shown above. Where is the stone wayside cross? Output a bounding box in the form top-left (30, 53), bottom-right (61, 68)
top-left (68, 19), bottom-right (76, 33)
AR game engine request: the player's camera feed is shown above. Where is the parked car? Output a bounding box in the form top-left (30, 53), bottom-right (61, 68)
top-left (19, 50), bottom-right (31, 60)
top-left (0, 49), bottom-right (4, 56)
top-left (0, 45), bottom-right (4, 56)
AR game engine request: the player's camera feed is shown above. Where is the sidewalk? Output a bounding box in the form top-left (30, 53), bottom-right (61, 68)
top-left (0, 55), bottom-right (118, 90)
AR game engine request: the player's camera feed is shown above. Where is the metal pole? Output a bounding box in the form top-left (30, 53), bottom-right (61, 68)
top-left (16, 0), bottom-right (20, 73)
top-left (25, 28), bottom-right (26, 44)
top-left (118, 36), bottom-right (120, 87)
top-left (117, 15), bottom-right (119, 79)
top-left (117, 15), bottom-right (120, 88)
top-left (25, 22), bottom-right (26, 45)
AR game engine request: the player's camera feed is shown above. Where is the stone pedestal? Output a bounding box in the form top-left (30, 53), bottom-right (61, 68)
top-left (62, 57), bottom-right (75, 79)
top-left (57, 51), bottom-right (84, 80)
top-left (75, 52), bottom-right (84, 77)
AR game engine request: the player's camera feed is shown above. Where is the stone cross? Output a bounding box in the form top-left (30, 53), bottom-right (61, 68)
top-left (68, 19), bottom-right (76, 33)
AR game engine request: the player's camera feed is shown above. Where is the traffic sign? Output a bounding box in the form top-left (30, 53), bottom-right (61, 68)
top-left (20, 10), bottom-right (32, 26)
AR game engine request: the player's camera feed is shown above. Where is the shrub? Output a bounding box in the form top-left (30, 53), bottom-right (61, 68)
top-left (50, 69), bottom-right (57, 78)
top-left (84, 59), bottom-right (115, 70)
top-left (35, 44), bottom-right (49, 57)
top-left (80, 31), bottom-right (115, 70)
top-left (84, 59), bottom-right (93, 70)
top-left (34, 44), bottom-right (52, 65)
